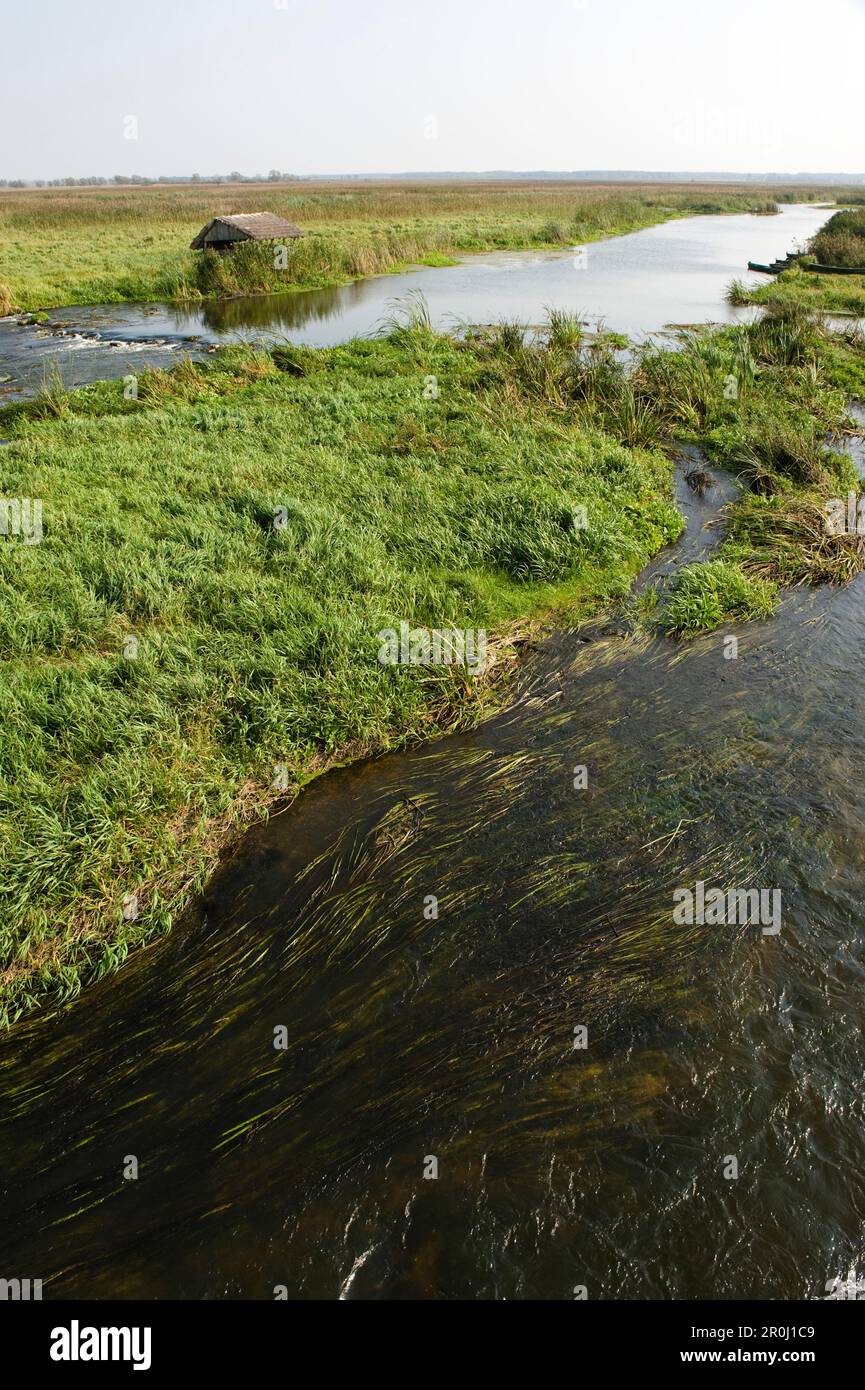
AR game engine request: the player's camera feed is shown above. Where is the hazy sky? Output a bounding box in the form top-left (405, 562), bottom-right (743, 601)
top-left (3, 0), bottom-right (864, 179)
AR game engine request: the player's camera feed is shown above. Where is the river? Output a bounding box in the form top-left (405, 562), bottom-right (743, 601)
top-left (1, 203), bottom-right (863, 1301)
top-left (0, 203), bottom-right (833, 401)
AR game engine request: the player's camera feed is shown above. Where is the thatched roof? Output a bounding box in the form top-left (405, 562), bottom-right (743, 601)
top-left (190, 213), bottom-right (305, 249)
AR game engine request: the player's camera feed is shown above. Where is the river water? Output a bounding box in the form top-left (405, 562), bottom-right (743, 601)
top-left (0, 203), bottom-right (832, 401)
top-left (1, 204), bottom-right (864, 1302)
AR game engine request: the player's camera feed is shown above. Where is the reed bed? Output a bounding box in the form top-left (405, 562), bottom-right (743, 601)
top-left (0, 179), bottom-right (842, 311)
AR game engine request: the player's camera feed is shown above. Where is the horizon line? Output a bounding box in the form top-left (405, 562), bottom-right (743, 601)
top-left (3, 168), bottom-right (865, 188)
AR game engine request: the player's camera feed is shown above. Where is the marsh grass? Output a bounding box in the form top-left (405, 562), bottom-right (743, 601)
top-left (472, 300), bottom-right (865, 619)
top-left (545, 307), bottom-right (585, 350)
top-left (726, 278), bottom-right (751, 306)
top-left (726, 210), bottom-right (865, 313)
top-left (724, 496), bottom-right (865, 586)
top-left (379, 289), bottom-right (435, 342)
top-left (0, 180), bottom-right (844, 312)
top-left (810, 208), bottom-right (865, 267)
top-left (662, 560), bottom-right (778, 636)
top-left (732, 264), bottom-right (865, 317)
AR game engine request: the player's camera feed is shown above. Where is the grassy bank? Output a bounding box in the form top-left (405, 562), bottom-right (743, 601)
top-left (0, 179), bottom-right (838, 312)
top-left (459, 302), bottom-right (865, 634)
top-left (0, 315), bottom-right (683, 1024)
top-left (647, 310), bottom-right (865, 632)
top-left (734, 265), bottom-right (865, 317)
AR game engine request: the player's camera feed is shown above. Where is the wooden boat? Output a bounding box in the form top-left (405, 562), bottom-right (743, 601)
top-left (747, 252), bottom-right (800, 276)
top-left (804, 263), bottom-right (865, 276)
top-left (747, 252), bottom-right (865, 278)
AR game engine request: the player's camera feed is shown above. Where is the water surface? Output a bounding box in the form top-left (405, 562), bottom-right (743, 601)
top-left (0, 204), bottom-right (831, 400)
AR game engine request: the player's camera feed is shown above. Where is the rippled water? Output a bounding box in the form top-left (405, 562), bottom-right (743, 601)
top-left (2, 461), bottom-right (864, 1300)
top-left (0, 203), bottom-right (832, 400)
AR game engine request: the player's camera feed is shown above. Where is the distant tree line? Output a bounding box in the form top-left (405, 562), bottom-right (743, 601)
top-left (0, 171), bottom-right (301, 188)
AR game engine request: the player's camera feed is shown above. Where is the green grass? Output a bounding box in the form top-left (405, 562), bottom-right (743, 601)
top-left (463, 300), bottom-right (865, 621)
top-left (810, 207), bottom-right (865, 267)
top-left (662, 560), bottom-right (778, 636)
top-left (0, 179), bottom-right (846, 311)
top-left (0, 317), bottom-right (683, 1024)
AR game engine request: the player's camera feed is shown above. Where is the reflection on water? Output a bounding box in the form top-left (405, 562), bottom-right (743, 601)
top-left (1, 465), bottom-right (864, 1300)
top-left (193, 280), bottom-right (363, 333)
top-left (0, 204), bottom-right (834, 400)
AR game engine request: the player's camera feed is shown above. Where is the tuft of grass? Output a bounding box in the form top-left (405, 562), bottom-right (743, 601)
top-left (379, 289), bottom-right (434, 341)
top-left (535, 220), bottom-right (569, 244)
top-left (271, 342), bottom-right (316, 376)
top-left (724, 495), bottom-right (865, 587)
top-left (747, 299), bottom-right (826, 366)
top-left (32, 362), bottom-right (72, 418)
top-left (544, 307), bottom-right (585, 351)
top-left (726, 278), bottom-right (751, 306)
top-left (662, 560), bottom-right (778, 636)
top-left (489, 318), bottom-right (529, 354)
top-left (723, 421), bottom-right (829, 489)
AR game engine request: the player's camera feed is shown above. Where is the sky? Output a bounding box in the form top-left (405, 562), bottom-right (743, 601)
top-left (2, 0), bottom-right (865, 180)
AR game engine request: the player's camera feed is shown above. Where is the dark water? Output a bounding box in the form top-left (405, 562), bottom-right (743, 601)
top-left (0, 204), bottom-right (832, 401)
top-left (2, 460), bottom-right (865, 1301)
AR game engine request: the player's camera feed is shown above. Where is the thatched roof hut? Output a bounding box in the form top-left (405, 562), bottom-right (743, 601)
top-left (190, 213), bottom-right (305, 253)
